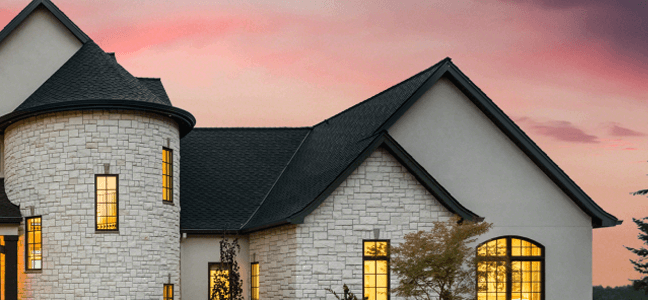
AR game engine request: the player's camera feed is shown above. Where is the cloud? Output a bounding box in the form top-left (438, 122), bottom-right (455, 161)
top-left (508, 0), bottom-right (648, 63)
top-left (609, 123), bottom-right (645, 137)
top-left (517, 117), bottom-right (599, 143)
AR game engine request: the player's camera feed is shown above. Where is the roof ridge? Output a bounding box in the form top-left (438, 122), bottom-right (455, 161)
top-left (239, 129), bottom-right (312, 229)
top-left (313, 57), bottom-right (450, 128)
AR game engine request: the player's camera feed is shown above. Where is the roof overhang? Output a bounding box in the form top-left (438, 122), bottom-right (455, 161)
top-left (0, 100), bottom-right (196, 137)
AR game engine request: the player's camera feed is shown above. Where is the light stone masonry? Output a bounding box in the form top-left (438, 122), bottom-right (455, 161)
top-left (4, 110), bottom-right (181, 300)
top-left (250, 147), bottom-right (453, 299)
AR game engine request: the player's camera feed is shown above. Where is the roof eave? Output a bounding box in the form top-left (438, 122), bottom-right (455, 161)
top-left (0, 0), bottom-right (90, 46)
top-left (2, 100), bottom-right (196, 137)
top-left (0, 217), bottom-right (22, 224)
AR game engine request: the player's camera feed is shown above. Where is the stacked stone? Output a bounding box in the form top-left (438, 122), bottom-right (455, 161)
top-left (4, 110), bottom-right (181, 299)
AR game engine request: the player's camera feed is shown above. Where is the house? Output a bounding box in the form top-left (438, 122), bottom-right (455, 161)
top-left (0, 0), bottom-right (621, 299)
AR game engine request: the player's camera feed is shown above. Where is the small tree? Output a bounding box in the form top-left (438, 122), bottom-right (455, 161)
top-left (325, 284), bottom-right (367, 300)
top-left (626, 217), bottom-right (648, 294)
top-left (210, 237), bottom-right (244, 300)
top-left (391, 216), bottom-right (492, 300)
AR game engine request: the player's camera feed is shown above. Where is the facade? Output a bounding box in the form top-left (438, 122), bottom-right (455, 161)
top-left (0, 1), bottom-right (621, 300)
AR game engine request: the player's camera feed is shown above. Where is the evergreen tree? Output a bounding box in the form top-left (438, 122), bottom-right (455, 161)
top-left (626, 217), bottom-right (648, 294)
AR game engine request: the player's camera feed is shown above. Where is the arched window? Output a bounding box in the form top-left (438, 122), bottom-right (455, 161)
top-left (477, 236), bottom-right (544, 300)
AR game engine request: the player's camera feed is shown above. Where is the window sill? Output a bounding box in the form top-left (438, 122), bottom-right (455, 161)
top-left (163, 200), bottom-right (174, 206)
top-left (95, 230), bottom-right (120, 234)
top-left (25, 269), bottom-right (42, 274)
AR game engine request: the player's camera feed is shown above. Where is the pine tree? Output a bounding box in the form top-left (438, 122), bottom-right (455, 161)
top-left (626, 217), bottom-right (648, 294)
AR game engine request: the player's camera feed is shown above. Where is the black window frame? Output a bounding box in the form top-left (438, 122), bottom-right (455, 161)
top-left (162, 147), bottom-right (173, 204)
top-left (476, 236), bottom-right (545, 300)
top-left (363, 239), bottom-right (390, 300)
top-left (25, 216), bottom-right (42, 271)
top-left (208, 262), bottom-right (233, 300)
top-left (95, 174), bottom-right (119, 232)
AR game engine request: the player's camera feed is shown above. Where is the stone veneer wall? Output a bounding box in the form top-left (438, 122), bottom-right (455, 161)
top-left (4, 110), bottom-right (181, 299)
top-left (249, 225), bottom-right (298, 299)
top-left (250, 147), bottom-right (453, 299)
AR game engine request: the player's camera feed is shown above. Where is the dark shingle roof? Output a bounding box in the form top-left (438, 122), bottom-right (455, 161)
top-left (0, 179), bottom-right (21, 223)
top-left (241, 61), bottom-right (445, 230)
top-left (138, 78), bottom-right (172, 105)
top-left (16, 41), bottom-right (169, 111)
top-left (180, 127), bottom-right (310, 231)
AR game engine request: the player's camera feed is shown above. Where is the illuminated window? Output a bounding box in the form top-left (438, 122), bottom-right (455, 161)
top-left (251, 262), bottom-right (259, 300)
top-left (363, 240), bottom-right (389, 300)
top-left (163, 148), bottom-right (173, 203)
top-left (96, 175), bottom-right (118, 231)
top-left (209, 263), bottom-right (231, 300)
top-left (477, 237), bottom-right (544, 300)
top-left (26, 216), bottom-right (42, 270)
top-left (164, 284), bottom-right (174, 300)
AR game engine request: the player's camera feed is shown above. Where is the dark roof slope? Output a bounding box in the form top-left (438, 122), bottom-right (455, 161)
top-left (16, 41), bottom-right (169, 110)
top-left (0, 179), bottom-right (21, 223)
top-left (0, 0), bottom-right (89, 46)
top-left (138, 78), bottom-right (172, 105)
top-left (242, 60), bottom-right (448, 230)
top-left (180, 127), bottom-right (310, 231)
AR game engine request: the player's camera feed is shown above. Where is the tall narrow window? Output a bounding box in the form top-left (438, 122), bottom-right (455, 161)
top-left (164, 284), bottom-right (174, 300)
top-left (251, 262), bottom-right (259, 300)
top-left (163, 148), bottom-right (173, 203)
top-left (96, 175), bottom-right (118, 231)
top-left (363, 240), bottom-right (389, 300)
top-left (26, 216), bottom-right (42, 270)
top-left (477, 236), bottom-right (544, 300)
top-left (209, 263), bottom-right (231, 300)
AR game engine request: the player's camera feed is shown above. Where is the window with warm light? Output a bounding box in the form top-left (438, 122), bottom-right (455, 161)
top-left (251, 262), bottom-right (259, 300)
top-left (363, 240), bottom-right (389, 300)
top-left (26, 216), bottom-right (42, 270)
top-left (477, 237), bottom-right (544, 300)
top-left (96, 175), bottom-right (118, 231)
top-left (164, 284), bottom-right (174, 300)
top-left (163, 148), bottom-right (173, 203)
top-left (209, 263), bottom-right (231, 300)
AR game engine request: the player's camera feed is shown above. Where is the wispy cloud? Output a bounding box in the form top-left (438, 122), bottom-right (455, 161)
top-left (608, 123), bottom-right (645, 137)
top-left (517, 117), bottom-right (599, 143)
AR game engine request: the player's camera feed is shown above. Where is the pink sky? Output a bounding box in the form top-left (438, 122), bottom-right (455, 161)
top-left (3, 0), bottom-right (647, 288)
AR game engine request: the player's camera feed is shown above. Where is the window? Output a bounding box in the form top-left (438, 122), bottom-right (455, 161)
top-left (251, 262), bottom-right (259, 300)
top-left (163, 148), bottom-right (173, 203)
top-left (477, 237), bottom-right (544, 300)
top-left (26, 216), bottom-right (42, 270)
top-left (164, 284), bottom-right (174, 300)
top-left (363, 240), bottom-right (389, 300)
top-left (209, 263), bottom-right (231, 300)
top-left (96, 175), bottom-right (118, 231)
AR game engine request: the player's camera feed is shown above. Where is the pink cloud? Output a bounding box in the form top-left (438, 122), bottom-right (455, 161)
top-left (609, 123), bottom-right (645, 137)
top-left (517, 117), bottom-right (599, 144)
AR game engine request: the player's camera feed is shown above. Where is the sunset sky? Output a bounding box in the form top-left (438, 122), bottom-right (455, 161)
top-left (2, 0), bottom-right (647, 288)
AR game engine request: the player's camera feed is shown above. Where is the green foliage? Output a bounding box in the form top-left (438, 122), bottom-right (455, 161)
top-left (325, 284), bottom-right (368, 300)
top-left (593, 285), bottom-right (648, 300)
top-left (391, 216), bottom-right (492, 300)
top-left (626, 218), bottom-right (648, 294)
top-left (210, 237), bottom-right (244, 300)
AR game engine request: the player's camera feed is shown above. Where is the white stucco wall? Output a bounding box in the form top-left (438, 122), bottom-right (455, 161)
top-left (0, 7), bottom-right (82, 116)
top-left (250, 148), bottom-right (454, 300)
top-left (181, 235), bottom-right (250, 300)
top-left (4, 110), bottom-right (181, 299)
top-left (388, 78), bottom-right (594, 299)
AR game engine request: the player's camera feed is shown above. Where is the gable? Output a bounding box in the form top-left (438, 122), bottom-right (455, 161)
top-left (389, 77), bottom-right (592, 227)
top-left (0, 4), bottom-right (83, 116)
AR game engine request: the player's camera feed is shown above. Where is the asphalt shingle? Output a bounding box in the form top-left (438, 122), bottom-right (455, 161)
top-left (0, 179), bottom-right (21, 222)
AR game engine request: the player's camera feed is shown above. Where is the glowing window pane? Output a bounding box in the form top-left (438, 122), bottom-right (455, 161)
top-left (163, 284), bottom-right (174, 300)
top-left (363, 241), bottom-right (389, 300)
top-left (96, 175), bottom-right (118, 231)
top-left (251, 262), bottom-right (259, 300)
top-left (26, 217), bottom-right (42, 270)
top-left (162, 148), bottom-right (173, 203)
top-left (210, 264), bottom-right (231, 300)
